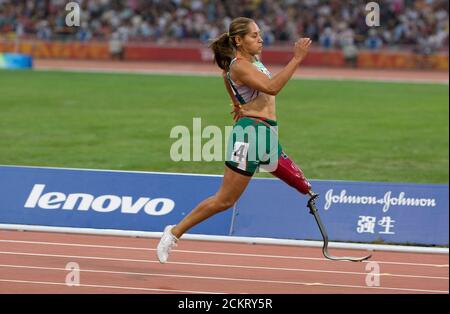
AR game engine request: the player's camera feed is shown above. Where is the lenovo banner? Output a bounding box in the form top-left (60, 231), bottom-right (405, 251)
top-left (0, 166), bottom-right (447, 245)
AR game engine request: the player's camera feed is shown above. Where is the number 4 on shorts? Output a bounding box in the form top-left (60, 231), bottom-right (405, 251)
top-left (231, 142), bottom-right (249, 163)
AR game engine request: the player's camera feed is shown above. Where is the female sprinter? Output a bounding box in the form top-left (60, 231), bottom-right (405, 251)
top-left (157, 17), bottom-right (314, 263)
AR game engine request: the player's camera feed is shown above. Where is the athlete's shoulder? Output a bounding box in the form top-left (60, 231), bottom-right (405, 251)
top-left (230, 58), bottom-right (254, 74)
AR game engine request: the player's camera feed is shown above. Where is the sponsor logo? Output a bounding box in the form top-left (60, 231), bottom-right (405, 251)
top-left (24, 184), bottom-right (174, 215)
top-left (324, 189), bottom-right (437, 212)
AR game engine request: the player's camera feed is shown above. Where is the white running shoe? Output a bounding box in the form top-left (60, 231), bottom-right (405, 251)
top-left (157, 225), bottom-right (178, 263)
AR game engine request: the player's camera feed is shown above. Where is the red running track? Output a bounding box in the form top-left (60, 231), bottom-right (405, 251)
top-left (0, 230), bottom-right (448, 294)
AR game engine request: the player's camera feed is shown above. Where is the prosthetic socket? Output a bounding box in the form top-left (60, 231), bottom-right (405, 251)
top-left (271, 152), bottom-right (312, 195)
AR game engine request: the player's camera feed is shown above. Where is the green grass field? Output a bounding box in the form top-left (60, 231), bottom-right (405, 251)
top-left (0, 70), bottom-right (448, 184)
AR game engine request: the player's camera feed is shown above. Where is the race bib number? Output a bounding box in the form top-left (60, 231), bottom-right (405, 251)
top-left (231, 142), bottom-right (249, 168)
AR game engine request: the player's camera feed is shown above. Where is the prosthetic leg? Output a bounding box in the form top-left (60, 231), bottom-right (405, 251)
top-left (271, 152), bottom-right (372, 262)
top-left (306, 191), bottom-right (372, 262)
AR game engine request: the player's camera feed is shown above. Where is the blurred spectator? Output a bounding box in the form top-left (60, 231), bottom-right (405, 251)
top-left (319, 27), bottom-right (337, 49)
top-left (36, 20), bottom-right (52, 40)
top-left (109, 30), bottom-right (124, 60)
top-left (0, 0), bottom-right (448, 53)
top-left (365, 29), bottom-right (383, 50)
top-left (77, 21), bottom-right (92, 41)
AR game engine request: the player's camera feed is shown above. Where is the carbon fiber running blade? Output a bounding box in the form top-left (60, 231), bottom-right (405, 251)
top-left (323, 249), bottom-right (372, 262)
top-left (307, 193), bottom-right (372, 263)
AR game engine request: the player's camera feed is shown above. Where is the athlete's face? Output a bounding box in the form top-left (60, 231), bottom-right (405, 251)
top-left (237, 22), bottom-right (263, 55)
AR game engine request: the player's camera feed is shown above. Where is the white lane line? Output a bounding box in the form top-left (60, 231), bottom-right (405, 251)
top-left (0, 262), bottom-right (447, 281)
top-left (0, 264), bottom-right (446, 294)
top-left (0, 251), bottom-right (447, 281)
top-left (0, 239), bottom-right (448, 268)
top-left (0, 278), bottom-right (224, 294)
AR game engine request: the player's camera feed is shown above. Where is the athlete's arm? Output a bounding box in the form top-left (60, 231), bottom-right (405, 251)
top-left (223, 71), bottom-right (243, 121)
top-left (231, 38), bottom-right (312, 96)
top-left (222, 71), bottom-right (240, 106)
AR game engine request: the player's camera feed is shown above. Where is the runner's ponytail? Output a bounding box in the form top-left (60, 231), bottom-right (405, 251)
top-left (209, 32), bottom-right (234, 71)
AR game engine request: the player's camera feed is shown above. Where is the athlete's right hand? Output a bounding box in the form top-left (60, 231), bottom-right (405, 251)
top-left (293, 38), bottom-right (312, 62)
top-left (230, 102), bottom-right (243, 122)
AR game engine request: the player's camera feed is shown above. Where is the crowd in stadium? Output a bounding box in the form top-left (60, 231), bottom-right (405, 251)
top-left (0, 0), bottom-right (448, 53)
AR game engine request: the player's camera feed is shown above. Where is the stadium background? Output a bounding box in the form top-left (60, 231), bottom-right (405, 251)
top-left (0, 0), bottom-right (448, 183)
top-left (0, 0), bottom-right (448, 295)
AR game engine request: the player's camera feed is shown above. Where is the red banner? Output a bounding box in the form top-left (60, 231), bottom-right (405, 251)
top-left (261, 48), bottom-right (345, 66)
top-left (1, 40), bottom-right (447, 70)
top-left (124, 43), bottom-right (345, 67)
top-left (0, 40), bottom-right (109, 60)
top-left (358, 51), bottom-right (448, 71)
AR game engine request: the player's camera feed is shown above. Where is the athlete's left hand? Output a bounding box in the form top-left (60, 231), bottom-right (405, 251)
top-left (230, 103), bottom-right (242, 122)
